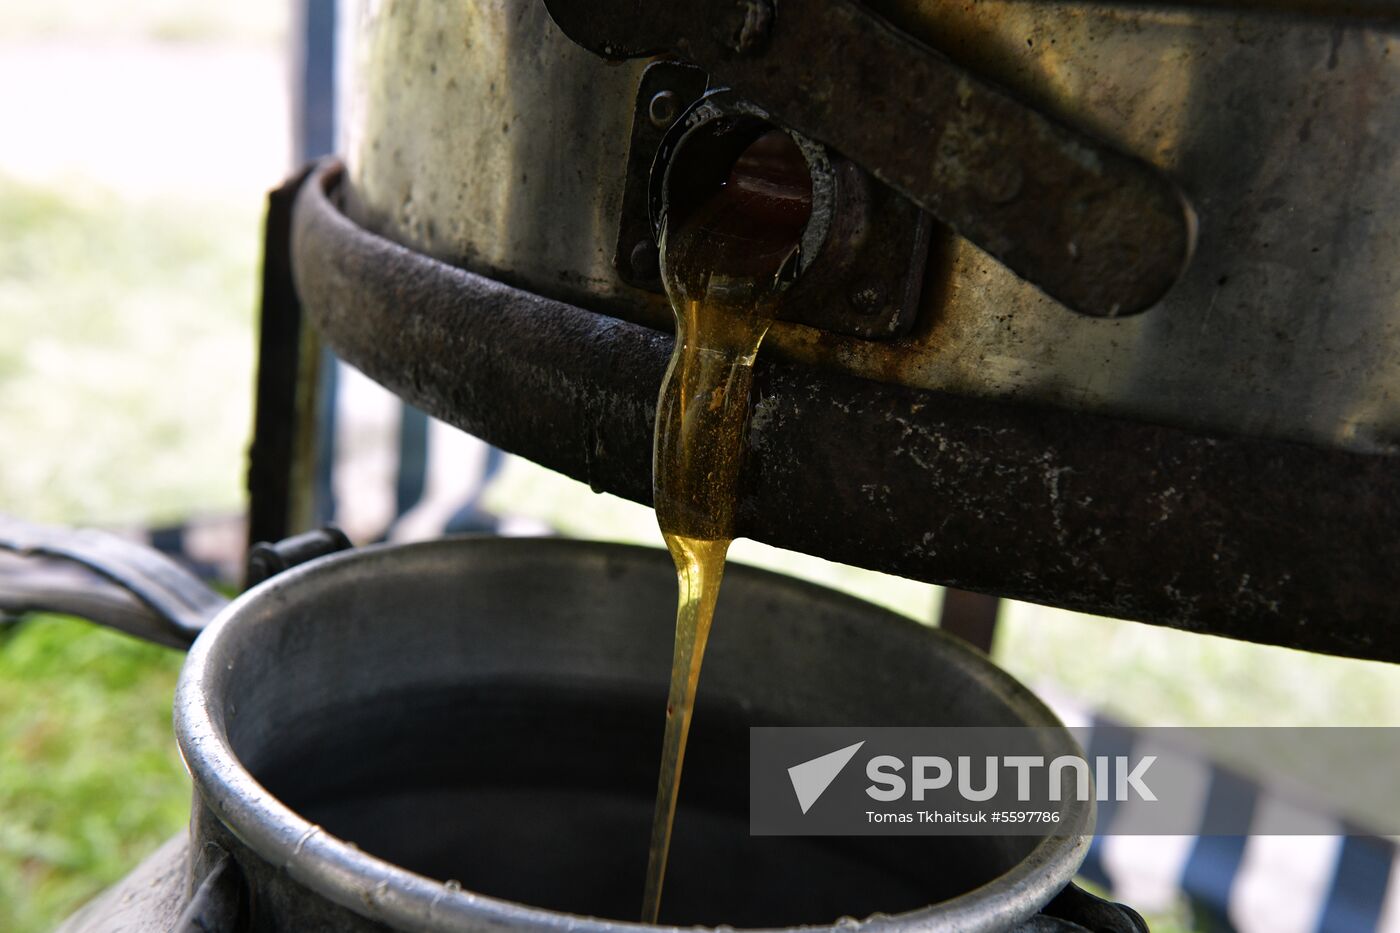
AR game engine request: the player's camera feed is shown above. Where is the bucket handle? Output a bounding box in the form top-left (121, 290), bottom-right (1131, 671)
top-left (172, 845), bottom-right (247, 933)
top-left (1017, 882), bottom-right (1150, 932)
top-left (0, 515), bottom-right (228, 649)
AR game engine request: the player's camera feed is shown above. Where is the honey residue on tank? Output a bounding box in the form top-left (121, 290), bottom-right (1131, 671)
top-left (642, 129), bottom-right (813, 924)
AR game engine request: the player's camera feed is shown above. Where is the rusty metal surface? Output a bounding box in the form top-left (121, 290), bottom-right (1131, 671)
top-left (774, 149), bottom-right (932, 339)
top-left (1124, 0), bottom-right (1400, 18)
top-left (292, 163), bottom-right (1400, 663)
top-left (847, 3), bottom-right (1400, 454)
top-left (544, 0), bottom-right (1195, 319)
top-left (625, 76), bottom-right (934, 340)
top-left (248, 167), bottom-right (315, 550)
top-left (613, 61), bottom-right (711, 293)
top-left (342, 1), bottom-right (657, 322)
top-left (343, 1), bottom-right (1400, 456)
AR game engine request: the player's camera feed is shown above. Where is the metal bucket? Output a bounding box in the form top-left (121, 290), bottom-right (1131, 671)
top-left (33, 535), bottom-right (1104, 931)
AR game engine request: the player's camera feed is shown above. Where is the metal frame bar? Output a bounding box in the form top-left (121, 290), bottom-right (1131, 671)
top-left (288, 161), bottom-right (1400, 664)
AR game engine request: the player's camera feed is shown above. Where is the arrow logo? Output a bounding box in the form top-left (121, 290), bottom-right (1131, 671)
top-left (787, 741), bottom-right (865, 814)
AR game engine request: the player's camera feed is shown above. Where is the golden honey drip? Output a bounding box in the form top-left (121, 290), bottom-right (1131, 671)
top-left (642, 130), bottom-right (812, 924)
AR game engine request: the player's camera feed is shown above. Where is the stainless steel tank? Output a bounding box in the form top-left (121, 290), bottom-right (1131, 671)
top-left (292, 1), bottom-right (1400, 660)
top-left (342, 0), bottom-right (1400, 455)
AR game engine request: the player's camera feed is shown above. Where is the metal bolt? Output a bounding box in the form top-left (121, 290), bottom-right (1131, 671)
top-left (245, 525), bottom-right (353, 587)
top-left (630, 239), bottom-right (660, 279)
top-left (648, 90), bottom-right (679, 129)
top-left (977, 160), bottom-right (1024, 205)
top-left (849, 281), bottom-right (885, 316)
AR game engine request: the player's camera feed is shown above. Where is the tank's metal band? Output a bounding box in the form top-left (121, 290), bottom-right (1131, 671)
top-left (290, 160), bottom-right (1400, 663)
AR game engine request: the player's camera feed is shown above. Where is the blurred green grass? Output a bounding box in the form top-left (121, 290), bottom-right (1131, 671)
top-left (0, 165), bottom-right (260, 929)
top-left (0, 615), bottom-right (188, 932)
top-left (0, 2), bottom-right (273, 917)
top-left (0, 174), bottom-right (258, 527)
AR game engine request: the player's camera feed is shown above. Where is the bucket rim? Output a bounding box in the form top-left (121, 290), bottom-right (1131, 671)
top-left (174, 535), bottom-right (1092, 933)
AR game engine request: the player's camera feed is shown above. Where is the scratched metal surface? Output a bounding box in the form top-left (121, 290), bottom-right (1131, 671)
top-left (342, 0), bottom-right (1400, 455)
top-left (292, 165), bottom-right (1400, 660)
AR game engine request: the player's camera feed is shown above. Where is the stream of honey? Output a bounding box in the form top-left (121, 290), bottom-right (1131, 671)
top-left (641, 131), bottom-right (812, 923)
